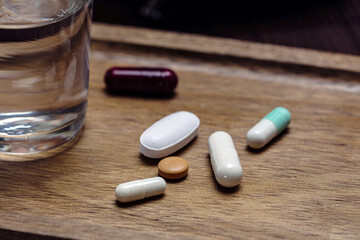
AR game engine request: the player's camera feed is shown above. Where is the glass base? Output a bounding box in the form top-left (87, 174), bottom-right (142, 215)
top-left (0, 110), bottom-right (85, 161)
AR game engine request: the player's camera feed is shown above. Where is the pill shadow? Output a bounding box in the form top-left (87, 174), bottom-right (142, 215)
top-left (207, 154), bottom-right (241, 194)
top-left (162, 174), bottom-right (188, 183)
top-left (139, 136), bottom-right (198, 166)
top-left (115, 194), bottom-right (165, 208)
top-left (246, 128), bottom-right (290, 154)
top-left (214, 180), bottom-right (241, 194)
top-left (104, 89), bottom-right (177, 100)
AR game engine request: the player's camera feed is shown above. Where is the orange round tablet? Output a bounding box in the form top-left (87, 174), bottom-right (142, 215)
top-left (158, 157), bottom-right (188, 179)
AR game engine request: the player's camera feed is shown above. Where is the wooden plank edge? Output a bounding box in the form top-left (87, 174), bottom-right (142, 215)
top-left (0, 211), bottom-right (207, 240)
top-left (92, 22), bottom-right (360, 74)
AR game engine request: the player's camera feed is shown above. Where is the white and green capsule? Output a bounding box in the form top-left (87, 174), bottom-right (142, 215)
top-left (246, 107), bottom-right (291, 149)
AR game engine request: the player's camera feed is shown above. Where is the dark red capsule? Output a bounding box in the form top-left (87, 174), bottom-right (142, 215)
top-left (105, 67), bottom-right (178, 94)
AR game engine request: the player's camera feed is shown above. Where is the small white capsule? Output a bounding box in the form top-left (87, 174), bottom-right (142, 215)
top-left (246, 107), bottom-right (291, 149)
top-left (208, 131), bottom-right (243, 188)
top-left (115, 177), bottom-right (166, 203)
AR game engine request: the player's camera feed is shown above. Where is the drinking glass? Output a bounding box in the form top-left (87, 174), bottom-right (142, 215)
top-left (0, 0), bottom-right (93, 160)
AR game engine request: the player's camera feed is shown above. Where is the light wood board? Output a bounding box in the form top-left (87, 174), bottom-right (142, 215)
top-left (1, 23), bottom-right (360, 239)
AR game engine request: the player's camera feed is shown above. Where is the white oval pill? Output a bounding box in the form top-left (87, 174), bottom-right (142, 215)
top-left (115, 177), bottom-right (166, 203)
top-left (208, 131), bottom-right (243, 188)
top-left (140, 111), bottom-right (200, 158)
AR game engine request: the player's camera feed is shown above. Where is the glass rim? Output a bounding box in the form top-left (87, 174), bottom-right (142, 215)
top-left (0, 0), bottom-right (91, 29)
top-left (0, 0), bottom-right (92, 42)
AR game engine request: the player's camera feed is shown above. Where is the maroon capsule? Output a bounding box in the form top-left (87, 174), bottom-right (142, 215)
top-left (105, 67), bottom-right (178, 94)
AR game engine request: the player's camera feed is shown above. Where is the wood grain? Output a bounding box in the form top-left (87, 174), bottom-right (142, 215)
top-left (1, 24), bottom-right (360, 239)
top-left (92, 23), bottom-right (360, 73)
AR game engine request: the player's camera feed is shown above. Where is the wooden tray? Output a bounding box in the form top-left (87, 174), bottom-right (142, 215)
top-left (1, 23), bottom-right (360, 240)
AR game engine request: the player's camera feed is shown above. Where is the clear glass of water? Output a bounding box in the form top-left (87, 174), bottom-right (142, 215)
top-left (0, 0), bottom-right (93, 161)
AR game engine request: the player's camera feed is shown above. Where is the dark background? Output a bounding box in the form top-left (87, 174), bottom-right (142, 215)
top-left (93, 0), bottom-right (360, 55)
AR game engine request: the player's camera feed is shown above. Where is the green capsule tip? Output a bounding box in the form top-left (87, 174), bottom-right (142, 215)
top-left (264, 107), bottom-right (291, 133)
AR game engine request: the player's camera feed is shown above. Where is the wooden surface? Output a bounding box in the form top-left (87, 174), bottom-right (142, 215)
top-left (1, 23), bottom-right (360, 239)
top-left (92, 23), bottom-right (360, 73)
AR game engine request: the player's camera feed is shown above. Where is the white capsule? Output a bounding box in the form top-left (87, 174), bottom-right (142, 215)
top-left (140, 111), bottom-right (200, 158)
top-left (115, 177), bottom-right (166, 203)
top-left (208, 131), bottom-right (243, 188)
top-left (246, 119), bottom-right (277, 149)
top-left (246, 107), bottom-right (291, 149)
